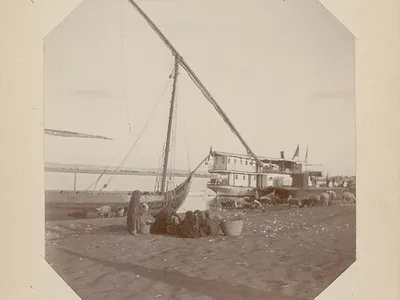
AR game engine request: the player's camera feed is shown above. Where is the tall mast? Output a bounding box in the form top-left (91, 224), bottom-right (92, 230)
top-left (161, 56), bottom-right (180, 194)
top-left (127, 0), bottom-right (264, 168)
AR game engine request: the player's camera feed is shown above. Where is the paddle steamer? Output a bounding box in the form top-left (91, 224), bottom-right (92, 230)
top-left (207, 150), bottom-right (307, 197)
top-left (207, 149), bottom-right (354, 200)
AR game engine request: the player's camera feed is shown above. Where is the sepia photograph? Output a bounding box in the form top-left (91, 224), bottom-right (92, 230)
top-left (44, 0), bottom-right (356, 299)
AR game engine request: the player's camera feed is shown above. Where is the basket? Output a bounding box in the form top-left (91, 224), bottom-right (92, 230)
top-left (221, 219), bottom-right (244, 237)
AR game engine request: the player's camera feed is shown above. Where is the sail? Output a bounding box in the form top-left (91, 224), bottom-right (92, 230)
top-left (45, 128), bottom-right (113, 140)
top-left (141, 153), bottom-right (210, 212)
top-left (57, 0), bottom-right (257, 213)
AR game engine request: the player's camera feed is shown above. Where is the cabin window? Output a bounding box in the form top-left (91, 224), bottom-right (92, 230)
top-left (250, 161), bottom-right (253, 166)
top-left (245, 160), bottom-right (248, 165)
top-left (240, 159), bottom-right (243, 164)
top-left (235, 174), bottom-right (238, 179)
top-left (234, 158), bottom-right (237, 164)
top-left (222, 157), bottom-right (225, 163)
top-left (243, 175), bottom-right (246, 180)
top-left (254, 175), bottom-right (257, 180)
top-left (228, 158), bottom-right (231, 163)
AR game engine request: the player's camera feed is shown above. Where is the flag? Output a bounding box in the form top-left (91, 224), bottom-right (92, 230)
top-left (304, 146), bottom-right (308, 163)
top-left (209, 146), bottom-right (213, 156)
top-left (292, 144), bottom-right (299, 160)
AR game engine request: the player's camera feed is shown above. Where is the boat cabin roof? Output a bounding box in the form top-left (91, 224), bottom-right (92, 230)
top-left (212, 150), bottom-right (299, 164)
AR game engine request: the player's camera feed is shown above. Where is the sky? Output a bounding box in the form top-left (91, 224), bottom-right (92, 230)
top-left (44, 0), bottom-right (356, 183)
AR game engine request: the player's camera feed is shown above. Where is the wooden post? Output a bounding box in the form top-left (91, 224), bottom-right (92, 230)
top-left (161, 56), bottom-right (180, 194)
top-left (73, 169), bottom-right (77, 192)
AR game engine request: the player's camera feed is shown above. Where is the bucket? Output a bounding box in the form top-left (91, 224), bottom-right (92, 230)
top-left (140, 224), bottom-right (151, 234)
top-left (221, 219), bottom-right (244, 237)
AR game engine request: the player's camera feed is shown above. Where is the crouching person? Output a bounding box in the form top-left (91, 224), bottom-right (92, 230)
top-left (150, 206), bottom-right (182, 236)
top-left (198, 210), bottom-right (221, 237)
top-left (179, 211), bottom-right (200, 238)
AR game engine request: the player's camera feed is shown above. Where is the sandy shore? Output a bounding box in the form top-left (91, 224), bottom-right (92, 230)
top-left (45, 204), bottom-right (356, 300)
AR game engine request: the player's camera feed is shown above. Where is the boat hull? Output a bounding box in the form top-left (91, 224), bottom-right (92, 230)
top-left (46, 180), bottom-right (192, 214)
top-left (206, 185), bottom-right (251, 197)
top-left (247, 186), bottom-right (354, 200)
top-left (45, 154), bottom-right (211, 219)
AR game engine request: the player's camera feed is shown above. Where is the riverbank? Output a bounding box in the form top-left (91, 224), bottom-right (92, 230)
top-left (45, 190), bottom-right (217, 221)
top-left (46, 204), bottom-right (356, 300)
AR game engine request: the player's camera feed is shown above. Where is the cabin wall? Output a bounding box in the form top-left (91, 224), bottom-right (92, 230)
top-left (226, 156), bottom-right (257, 173)
top-left (212, 154), bottom-right (257, 173)
top-left (231, 173), bottom-right (249, 187)
top-left (258, 174), bottom-right (292, 188)
top-left (212, 155), bottom-right (228, 171)
top-left (229, 174), bottom-right (234, 186)
top-left (259, 175), bottom-right (270, 188)
top-left (249, 174), bottom-right (257, 188)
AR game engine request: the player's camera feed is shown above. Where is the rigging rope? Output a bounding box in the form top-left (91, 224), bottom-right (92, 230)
top-left (127, 0), bottom-right (263, 167)
top-left (85, 62), bottom-right (175, 191)
top-left (154, 144), bottom-right (165, 192)
top-left (101, 79), bottom-right (172, 190)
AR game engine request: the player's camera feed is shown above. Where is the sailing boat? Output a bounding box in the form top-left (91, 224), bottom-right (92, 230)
top-left (47, 0), bottom-right (266, 214)
top-left (87, 54), bottom-right (211, 212)
top-left (121, 0), bottom-right (268, 212)
top-left (136, 57), bottom-right (210, 210)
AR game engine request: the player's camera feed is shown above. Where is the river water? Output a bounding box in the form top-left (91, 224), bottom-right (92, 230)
top-left (45, 172), bottom-right (210, 193)
top-left (45, 172), bottom-right (219, 214)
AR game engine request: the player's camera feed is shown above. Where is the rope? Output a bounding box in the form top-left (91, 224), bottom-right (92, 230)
top-left (85, 62), bottom-right (175, 191)
top-left (154, 143), bottom-right (165, 192)
top-left (127, 0), bottom-right (262, 167)
top-left (101, 82), bottom-right (171, 189)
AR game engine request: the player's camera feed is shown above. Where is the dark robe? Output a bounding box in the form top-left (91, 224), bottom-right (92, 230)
top-left (179, 211), bottom-right (200, 238)
top-left (150, 207), bottom-right (182, 235)
top-left (204, 211), bottom-right (221, 237)
top-left (126, 190), bottom-right (143, 235)
top-left (194, 210), bottom-right (208, 237)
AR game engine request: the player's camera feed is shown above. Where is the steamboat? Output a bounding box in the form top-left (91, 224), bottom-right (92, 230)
top-left (207, 149), bottom-right (354, 200)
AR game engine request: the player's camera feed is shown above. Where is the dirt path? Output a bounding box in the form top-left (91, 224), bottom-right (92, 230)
top-left (45, 205), bottom-right (356, 300)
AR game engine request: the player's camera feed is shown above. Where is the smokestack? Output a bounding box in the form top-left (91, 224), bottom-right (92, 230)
top-left (280, 151), bottom-right (285, 159)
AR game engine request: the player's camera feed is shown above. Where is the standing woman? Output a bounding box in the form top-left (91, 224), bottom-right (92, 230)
top-left (126, 190), bottom-right (143, 235)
